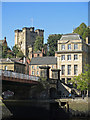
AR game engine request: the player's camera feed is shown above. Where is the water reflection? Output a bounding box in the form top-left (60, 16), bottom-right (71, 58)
top-left (70, 117), bottom-right (89, 120)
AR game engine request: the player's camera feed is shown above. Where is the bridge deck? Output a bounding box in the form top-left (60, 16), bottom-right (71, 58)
top-left (0, 70), bottom-right (39, 84)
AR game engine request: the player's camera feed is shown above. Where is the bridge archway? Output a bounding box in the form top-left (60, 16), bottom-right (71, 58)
top-left (49, 87), bottom-right (57, 99)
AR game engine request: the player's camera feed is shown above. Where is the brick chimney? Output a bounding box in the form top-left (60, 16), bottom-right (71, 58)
top-left (4, 37), bottom-right (6, 42)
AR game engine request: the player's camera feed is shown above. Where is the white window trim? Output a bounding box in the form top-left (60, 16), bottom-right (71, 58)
top-left (74, 54), bottom-right (78, 61)
top-left (67, 55), bottom-right (71, 61)
top-left (61, 55), bottom-right (65, 61)
top-left (68, 44), bottom-right (71, 50)
top-left (74, 44), bottom-right (78, 50)
top-left (61, 44), bottom-right (65, 50)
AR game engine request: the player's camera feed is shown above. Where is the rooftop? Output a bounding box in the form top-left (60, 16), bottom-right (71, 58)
top-left (30, 56), bottom-right (57, 65)
top-left (60, 33), bottom-right (82, 40)
top-left (0, 58), bottom-right (25, 65)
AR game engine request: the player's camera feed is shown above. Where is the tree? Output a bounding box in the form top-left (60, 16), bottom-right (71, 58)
top-left (70, 64), bottom-right (90, 95)
top-left (47, 34), bottom-right (62, 56)
top-left (12, 45), bottom-right (24, 58)
top-left (2, 45), bottom-right (14, 58)
top-left (73, 23), bottom-right (88, 40)
top-left (16, 50), bottom-right (24, 58)
top-left (34, 36), bottom-right (44, 52)
top-left (12, 45), bottom-right (19, 57)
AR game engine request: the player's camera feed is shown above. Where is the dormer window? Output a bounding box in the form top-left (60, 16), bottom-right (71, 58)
top-left (74, 44), bottom-right (78, 49)
top-left (68, 44), bottom-right (71, 50)
top-left (61, 44), bottom-right (65, 50)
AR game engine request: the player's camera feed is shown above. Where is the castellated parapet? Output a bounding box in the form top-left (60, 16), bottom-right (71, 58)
top-left (15, 27), bottom-right (44, 58)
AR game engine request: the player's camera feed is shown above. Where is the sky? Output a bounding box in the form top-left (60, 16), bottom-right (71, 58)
top-left (1, 2), bottom-right (88, 48)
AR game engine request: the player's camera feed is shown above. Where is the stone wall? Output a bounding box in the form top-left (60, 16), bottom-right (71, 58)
top-left (56, 97), bottom-right (90, 117)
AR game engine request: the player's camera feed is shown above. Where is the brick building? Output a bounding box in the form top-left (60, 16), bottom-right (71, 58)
top-left (30, 56), bottom-right (57, 78)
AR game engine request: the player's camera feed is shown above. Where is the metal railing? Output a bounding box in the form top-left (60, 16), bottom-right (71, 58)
top-left (0, 69), bottom-right (39, 81)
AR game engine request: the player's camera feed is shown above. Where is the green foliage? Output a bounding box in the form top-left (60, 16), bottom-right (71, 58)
top-left (16, 50), bottom-right (24, 58)
top-left (34, 36), bottom-right (44, 52)
top-left (12, 45), bottom-right (19, 55)
top-left (12, 45), bottom-right (24, 58)
top-left (2, 45), bottom-right (14, 58)
top-left (73, 23), bottom-right (89, 40)
top-left (47, 34), bottom-right (62, 56)
top-left (70, 64), bottom-right (90, 92)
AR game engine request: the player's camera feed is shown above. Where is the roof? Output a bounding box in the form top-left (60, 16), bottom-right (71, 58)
top-left (33, 50), bottom-right (42, 53)
top-left (60, 33), bottom-right (82, 40)
top-left (10, 58), bottom-right (22, 61)
top-left (0, 58), bottom-right (25, 65)
top-left (30, 57), bottom-right (57, 65)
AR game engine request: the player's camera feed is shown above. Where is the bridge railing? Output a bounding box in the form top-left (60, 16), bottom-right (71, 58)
top-left (0, 69), bottom-right (39, 81)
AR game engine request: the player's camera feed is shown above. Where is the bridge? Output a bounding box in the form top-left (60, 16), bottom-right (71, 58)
top-left (1, 69), bottom-right (39, 84)
top-left (1, 70), bottom-right (40, 99)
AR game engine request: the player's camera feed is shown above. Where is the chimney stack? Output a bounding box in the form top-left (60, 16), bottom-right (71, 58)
top-left (4, 37), bottom-right (6, 41)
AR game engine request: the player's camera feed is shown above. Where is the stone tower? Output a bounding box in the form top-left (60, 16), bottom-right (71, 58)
top-left (15, 27), bottom-right (44, 58)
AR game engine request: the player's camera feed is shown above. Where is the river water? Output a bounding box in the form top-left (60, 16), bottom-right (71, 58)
top-left (2, 100), bottom-right (90, 120)
top-left (2, 117), bottom-right (89, 120)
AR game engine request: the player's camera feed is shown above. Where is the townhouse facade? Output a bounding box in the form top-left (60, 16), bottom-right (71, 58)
top-left (56, 33), bottom-right (89, 84)
top-left (30, 56), bottom-right (57, 78)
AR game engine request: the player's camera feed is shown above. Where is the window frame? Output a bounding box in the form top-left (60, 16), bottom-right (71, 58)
top-left (32, 71), bottom-right (34, 75)
top-left (68, 44), bottom-right (71, 50)
top-left (74, 54), bottom-right (78, 60)
top-left (32, 66), bottom-right (34, 69)
top-left (61, 65), bottom-right (65, 75)
top-left (61, 55), bottom-right (65, 61)
top-left (67, 55), bottom-right (71, 61)
top-left (67, 65), bottom-right (71, 75)
top-left (61, 44), bottom-right (65, 50)
top-left (5, 66), bottom-right (7, 70)
top-left (74, 44), bottom-right (78, 50)
top-left (74, 65), bottom-right (78, 75)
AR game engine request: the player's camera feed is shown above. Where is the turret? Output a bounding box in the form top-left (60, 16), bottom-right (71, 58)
top-left (35, 29), bottom-right (44, 37)
top-left (30, 27), bottom-right (34, 32)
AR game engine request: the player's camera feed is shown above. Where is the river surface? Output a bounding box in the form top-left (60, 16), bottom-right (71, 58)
top-left (2, 100), bottom-right (90, 120)
top-left (2, 117), bottom-right (89, 120)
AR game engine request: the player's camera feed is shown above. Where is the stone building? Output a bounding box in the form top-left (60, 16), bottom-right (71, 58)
top-left (29, 48), bottom-right (47, 59)
top-left (56, 33), bottom-right (89, 84)
top-left (0, 58), bottom-right (26, 74)
top-left (30, 56), bottom-right (57, 78)
top-left (15, 27), bottom-right (44, 58)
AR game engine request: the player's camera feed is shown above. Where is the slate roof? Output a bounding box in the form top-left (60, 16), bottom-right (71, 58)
top-left (60, 33), bottom-right (82, 40)
top-left (30, 57), bottom-right (57, 65)
top-left (0, 58), bottom-right (25, 65)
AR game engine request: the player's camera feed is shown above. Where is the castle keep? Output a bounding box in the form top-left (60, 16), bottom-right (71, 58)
top-left (15, 27), bottom-right (44, 58)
